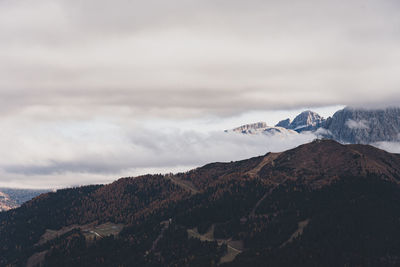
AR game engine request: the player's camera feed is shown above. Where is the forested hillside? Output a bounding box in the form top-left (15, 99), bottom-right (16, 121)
top-left (2, 140), bottom-right (400, 266)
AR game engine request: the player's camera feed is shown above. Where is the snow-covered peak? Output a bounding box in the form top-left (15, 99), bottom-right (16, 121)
top-left (292, 110), bottom-right (324, 127)
top-left (226, 122), bottom-right (298, 136)
top-left (228, 122), bottom-right (268, 134)
top-left (275, 110), bottom-right (325, 132)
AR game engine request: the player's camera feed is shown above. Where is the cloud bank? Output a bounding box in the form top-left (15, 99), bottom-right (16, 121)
top-left (0, 116), bottom-right (399, 189)
top-left (0, 118), bottom-right (317, 188)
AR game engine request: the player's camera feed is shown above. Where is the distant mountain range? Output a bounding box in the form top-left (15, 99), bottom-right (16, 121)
top-left (2, 140), bottom-right (400, 266)
top-left (0, 188), bottom-right (48, 212)
top-left (228, 107), bottom-right (400, 144)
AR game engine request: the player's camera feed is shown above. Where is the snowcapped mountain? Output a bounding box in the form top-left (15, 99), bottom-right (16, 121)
top-left (276, 110), bottom-right (326, 132)
top-left (226, 122), bottom-right (298, 136)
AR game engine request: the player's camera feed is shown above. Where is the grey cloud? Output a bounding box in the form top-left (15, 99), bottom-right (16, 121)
top-left (0, 0), bottom-right (399, 119)
top-left (3, 160), bottom-right (129, 176)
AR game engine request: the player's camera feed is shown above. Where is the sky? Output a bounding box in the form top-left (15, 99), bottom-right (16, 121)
top-left (0, 0), bottom-right (399, 188)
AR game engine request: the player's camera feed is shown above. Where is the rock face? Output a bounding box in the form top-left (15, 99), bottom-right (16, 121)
top-left (227, 122), bottom-right (298, 136)
top-left (275, 118), bottom-right (291, 128)
top-left (228, 122), bottom-right (268, 134)
top-left (323, 107), bottom-right (400, 144)
top-left (275, 110), bottom-right (325, 132)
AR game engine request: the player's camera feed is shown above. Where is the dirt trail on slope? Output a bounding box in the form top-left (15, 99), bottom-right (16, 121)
top-left (246, 152), bottom-right (281, 178)
top-left (166, 175), bottom-right (199, 194)
top-left (246, 153), bottom-right (286, 218)
top-left (280, 219), bottom-right (310, 248)
top-left (148, 220), bottom-right (171, 254)
top-left (187, 226), bottom-right (244, 264)
top-left (249, 180), bottom-right (284, 218)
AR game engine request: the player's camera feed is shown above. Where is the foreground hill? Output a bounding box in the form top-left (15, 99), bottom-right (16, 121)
top-left (2, 140), bottom-right (400, 266)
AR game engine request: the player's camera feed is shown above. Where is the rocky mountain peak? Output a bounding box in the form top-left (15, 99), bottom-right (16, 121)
top-left (227, 122), bottom-right (297, 136)
top-left (274, 110), bottom-right (325, 132)
top-left (229, 122), bottom-right (268, 133)
top-left (275, 118), bottom-right (291, 128)
top-left (290, 110), bottom-right (325, 130)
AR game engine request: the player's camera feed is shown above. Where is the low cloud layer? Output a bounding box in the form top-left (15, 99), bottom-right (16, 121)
top-left (0, 115), bottom-right (399, 189)
top-left (0, 118), bottom-right (317, 188)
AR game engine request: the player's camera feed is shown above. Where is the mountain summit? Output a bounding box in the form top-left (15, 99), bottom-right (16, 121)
top-left (276, 110), bottom-right (325, 132)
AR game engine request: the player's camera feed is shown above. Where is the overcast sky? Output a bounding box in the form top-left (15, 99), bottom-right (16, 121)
top-left (0, 0), bottom-right (399, 188)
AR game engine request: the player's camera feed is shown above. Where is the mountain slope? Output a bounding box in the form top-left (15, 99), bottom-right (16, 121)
top-left (2, 140), bottom-right (400, 266)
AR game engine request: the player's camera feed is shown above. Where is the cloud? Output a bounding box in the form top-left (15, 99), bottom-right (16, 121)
top-left (1, 0), bottom-right (400, 188)
top-left (314, 127), bottom-right (332, 137)
top-left (0, 113), bottom-right (398, 189)
top-left (373, 142), bottom-right (400, 154)
top-left (0, 118), bottom-right (316, 188)
top-left (0, 0), bottom-right (400, 119)
top-left (345, 119), bottom-right (369, 130)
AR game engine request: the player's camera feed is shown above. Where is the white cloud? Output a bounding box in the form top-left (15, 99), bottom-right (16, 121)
top-left (0, 117), bottom-right (317, 188)
top-left (314, 127), bottom-right (332, 137)
top-left (373, 141), bottom-right (400, 153)
top-left (345, 119), bottom-right (369, 130)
